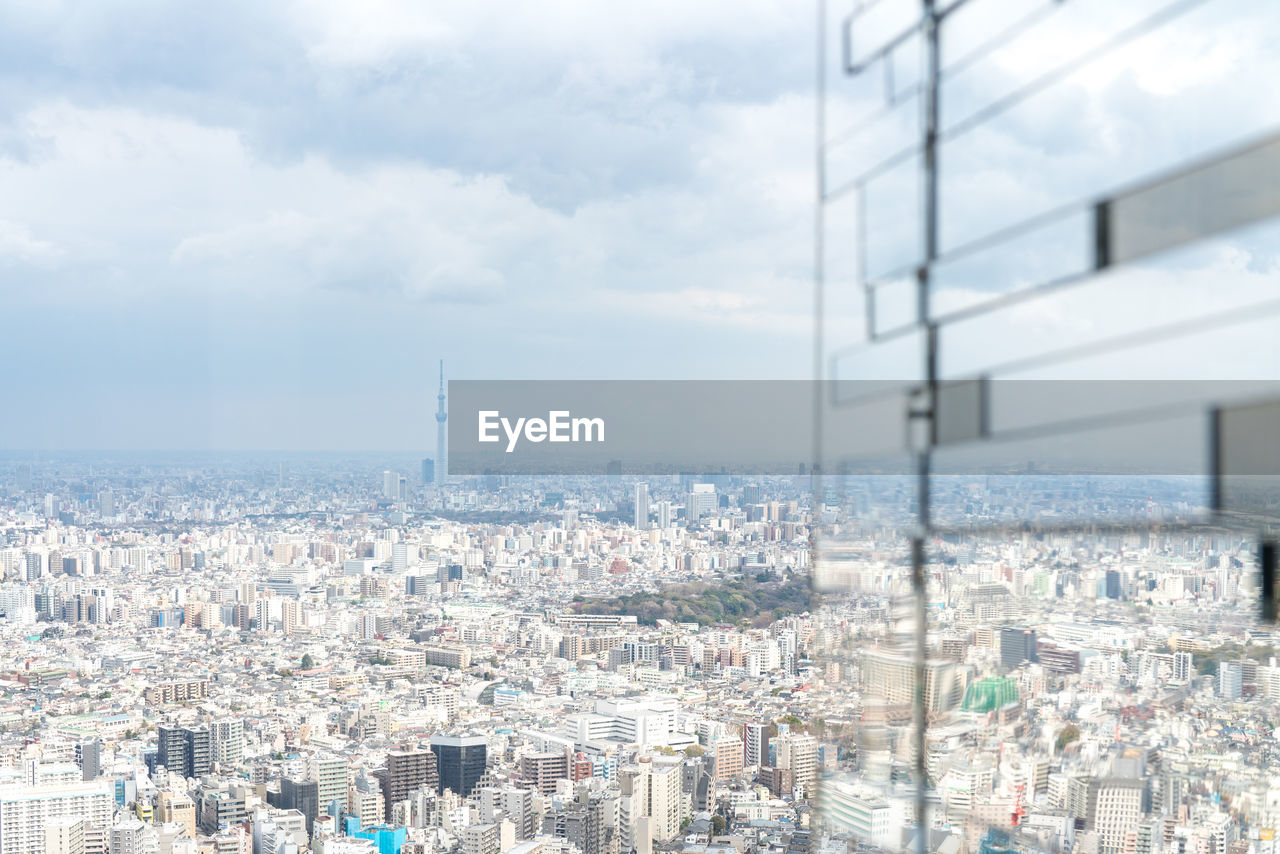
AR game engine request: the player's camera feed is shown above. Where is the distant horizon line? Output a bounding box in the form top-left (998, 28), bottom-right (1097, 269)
top-left (0, 449), bottom-right (442, 456)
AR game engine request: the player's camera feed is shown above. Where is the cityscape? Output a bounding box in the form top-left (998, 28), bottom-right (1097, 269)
top-left (2, 1), bottom-right (1279, 854)
top-left (0, 454), bottom-right (1273, 854)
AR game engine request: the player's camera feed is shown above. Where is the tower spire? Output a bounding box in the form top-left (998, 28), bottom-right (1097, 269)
top-left (434, 360), bottom-right (447, 486)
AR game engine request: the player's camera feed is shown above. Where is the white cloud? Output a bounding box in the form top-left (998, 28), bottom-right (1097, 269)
top-left (0, 219), bottom-right (60, 264)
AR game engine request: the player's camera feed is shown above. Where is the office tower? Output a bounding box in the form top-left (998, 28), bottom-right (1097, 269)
top-left (379, 749), bottom-right (438, 821)
top-left (97, 491), bottom-right (114, 518)
top-left (743, 723), bottom-right (769, 768)
top-left (279, 778), bottom-right (319, 831)
top-left (1105, 569), bottom-right (1122, 599)
top-left (76, 740), bottom-right (100, 782)
top-left (392, 543), bottom-right (408, 572)
top-left (1173, 651), bottom-right (1193, 682)
top-left (0, 780), bottom-right (113, 854)
top-left (421, 458), bottom-right (434, 484)
top-left (1000, 627), bottom-right (1038, 669)
top-left (211, 719), bottom-right (244, 767)
top-left (435, 360), bottom-right (447, 486)
top-left (633, 483), bottom-right (649, 530)
top-left (686, 484), bottom-right (716, 520)
top-left (521, 752), bottom-right (569, 795)
top-left (430, 735), bottom-right (487, 798)
top-left (382, 471), bottom-right (400, 501)
top-left (656, 501), bottom-right (672, 529)
top-left (1219, 660), bottom-right (1243, 699)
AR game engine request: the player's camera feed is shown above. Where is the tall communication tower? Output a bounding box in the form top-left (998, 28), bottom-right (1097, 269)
top-left (435, 360), bottom-right (447, 486)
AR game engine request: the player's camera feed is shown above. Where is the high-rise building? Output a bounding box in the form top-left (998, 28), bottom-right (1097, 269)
top-left (479, 786), bottom-right (536, 841)
top-left (279, 778), bottom-right (319, 832)
top-left (421, 458), bottom-right (435, 484)
top-left (712, 737), bottom-right (743, 782)
top-left (0, 781), bottom-right (113, 854)
top-left (560, 789), bottom-right (619, 854)
top-left (346, 775), bottom-right (385, 827)
top-left (309, 755), bottom-right (347, 815)
top-left (743, 723), bottom-right (769, 768)
top-left (656, 501), bottom-right (672, 529)
top-left (774, 734), bottom-right (817, 797)
top-left (1066, 777), bottom-right (1146, 854)
top-left (686, 485), bottom-right (716, 521)
top-left (520, 752), bottom-right (569, 795)
top-left (1219, 660), bottom-right (1243, 699)
top-left (1000, 627), bottom-right (1038, 670)
top-left (210, 719), bottom-right (244, 768)
top-left (379, 749), bottom-right (438, 821)
top-left (157, 726), bottom-right (211, 782)
top-left (1105, 569), bottom-right (1122, 599)
top-left (76, 740), bottom-right (100, 782)
top-left (1173, 651), bottom-right (1193, 682)
top-left (44, 817), bottom-right (85, 854)
top-left (430, 735), bottom-right (487, 798)
top-left (633, 483), bottom-right (649, 530)
top-left (211, 719), bottom-right (244, 768)
top-left (645, 761), bottom-right (682, 843)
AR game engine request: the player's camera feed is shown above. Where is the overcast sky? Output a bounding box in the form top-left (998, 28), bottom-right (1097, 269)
top-left (2, 0), bottom-right (1277, 450)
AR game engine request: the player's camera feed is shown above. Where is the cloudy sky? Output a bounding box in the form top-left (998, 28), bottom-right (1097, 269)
top-left (2, 0), bottom-right (1277, 450)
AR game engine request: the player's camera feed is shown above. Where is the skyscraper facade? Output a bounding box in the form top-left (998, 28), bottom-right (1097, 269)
top-left (430, 735), bottom-right (487, 798)
top-left (633, 483), bottom-right (649, 530)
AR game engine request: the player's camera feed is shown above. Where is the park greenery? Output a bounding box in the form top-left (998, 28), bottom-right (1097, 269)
top-left (571, 573), bottom-right (809, 627)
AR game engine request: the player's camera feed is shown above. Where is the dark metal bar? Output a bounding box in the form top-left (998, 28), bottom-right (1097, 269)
top-left (1093, 199), bottom-right (1112, 272)
top-left (1262, 541), bottom-right (1277, 623)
